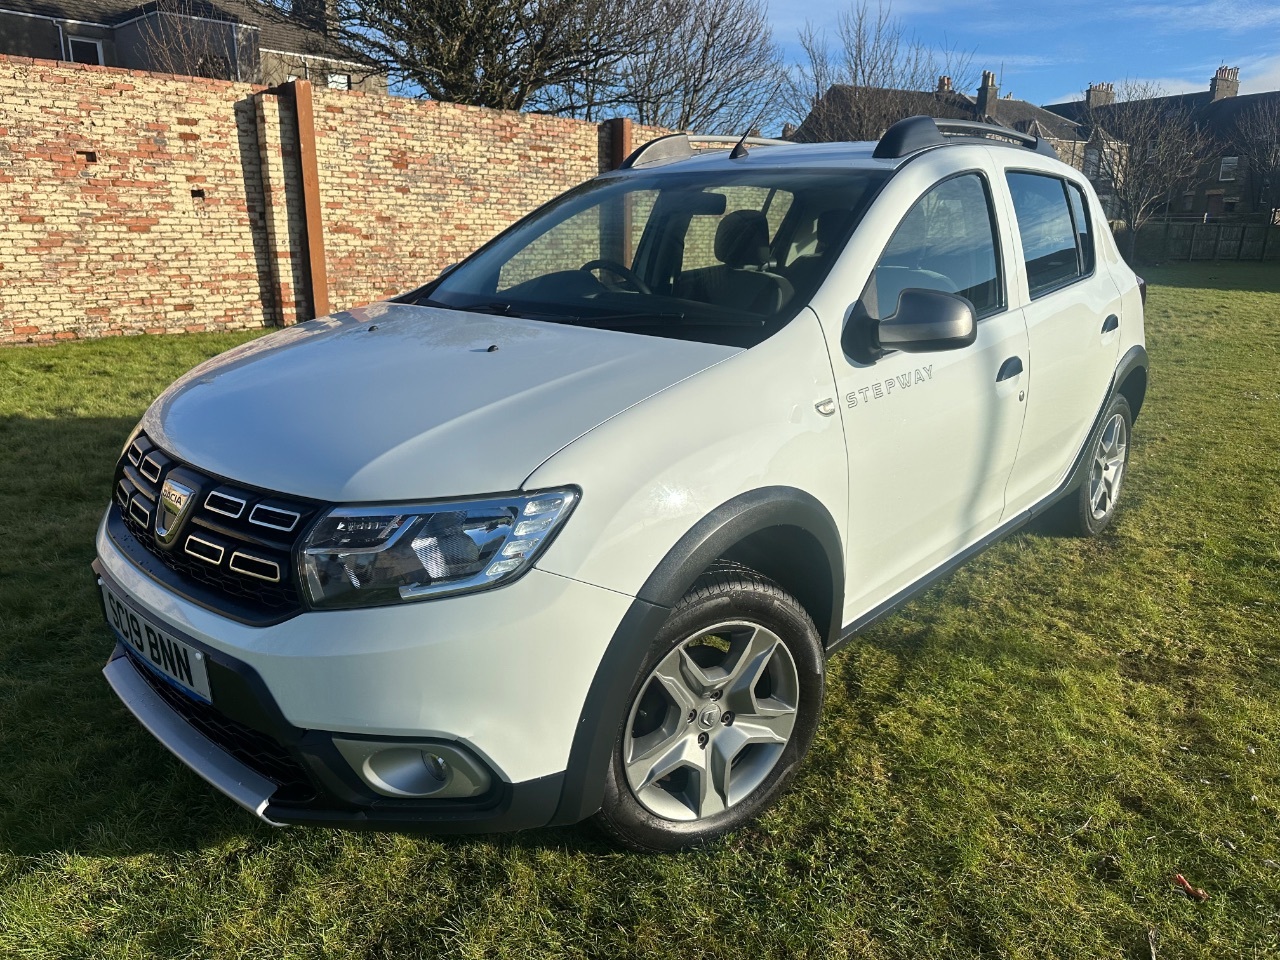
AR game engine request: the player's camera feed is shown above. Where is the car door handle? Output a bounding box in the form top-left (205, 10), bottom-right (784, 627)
top-left (995, 356), bottom-right (1024, 382)
top-left (1102, 314), bottom-right (1119, 333)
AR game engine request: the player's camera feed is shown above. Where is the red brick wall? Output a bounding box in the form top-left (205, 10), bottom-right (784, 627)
top-left (0, 57), bottom-right (278, 341)
top-left (0, 55), bottom-right (664, 344)
top-left (309, 90), bottom-right (610, 309)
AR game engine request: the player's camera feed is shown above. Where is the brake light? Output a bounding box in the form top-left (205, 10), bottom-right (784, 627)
top-left (1136, 275), bottom-right (1147, 307)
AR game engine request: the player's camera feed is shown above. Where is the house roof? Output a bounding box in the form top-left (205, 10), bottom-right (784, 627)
top-left (0, 0), bottom-right (367, 64)
top-left (793, 83), bottom-right (1084, 143)
top-left (982, 97), bottom-right (1084, 141)
top-left (1044, 88), bottom-right (1280, 140)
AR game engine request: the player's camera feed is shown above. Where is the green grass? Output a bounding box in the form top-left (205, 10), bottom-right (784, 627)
top-left (2, 264), bottom-right (1279, 958)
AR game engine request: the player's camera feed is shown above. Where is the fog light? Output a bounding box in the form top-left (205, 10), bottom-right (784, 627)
top-left (332, 739), bottom-right (493, 799)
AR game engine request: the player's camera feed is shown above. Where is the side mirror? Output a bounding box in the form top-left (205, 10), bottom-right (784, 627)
top-left (877, 288), bottom-right (976, 353)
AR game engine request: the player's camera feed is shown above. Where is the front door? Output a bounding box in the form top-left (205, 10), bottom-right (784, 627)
top-left (827, 170), bottom-right (1030, 619)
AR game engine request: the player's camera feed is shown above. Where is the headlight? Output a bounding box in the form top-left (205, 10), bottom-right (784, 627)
top-left (299, 488), bottom-right (578, 609)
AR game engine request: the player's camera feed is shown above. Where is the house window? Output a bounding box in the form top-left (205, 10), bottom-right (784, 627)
top-left (1182, 192), bottom-right (1195, 212)
top-left (1219, 156), bottom-right (1239, 181)
top-left (327, 73), bottom-right (351, 90)
top-left (67, 37), bottom-right (104, 65)
top-left (1224, 197), bottom-right (1239, 214)
top-left (195, 55), bottom-right (231, 79)
top-left (1083, 148), bottom-right (1100, 178)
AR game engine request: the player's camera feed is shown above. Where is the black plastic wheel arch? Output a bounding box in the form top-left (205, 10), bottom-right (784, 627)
top-left (549, 486), bottom-right (843, 826)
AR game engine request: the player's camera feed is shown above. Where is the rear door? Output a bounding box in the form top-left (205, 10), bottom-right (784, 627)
top-left (999, 171), bottom-right (1123, 515)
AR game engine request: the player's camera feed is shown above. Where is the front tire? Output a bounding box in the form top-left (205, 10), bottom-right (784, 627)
top-left (595, 565), bottom-right (825, 852)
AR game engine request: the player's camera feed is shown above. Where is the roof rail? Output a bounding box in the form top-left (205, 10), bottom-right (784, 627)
top-left (620, 133), bottom-right (792, 169)
top-left (872, 116), bottom-right (1059, 160)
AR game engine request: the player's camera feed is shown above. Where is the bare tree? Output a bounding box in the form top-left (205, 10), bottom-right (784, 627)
top-left (313, 0), bottom-right (641, 110)
top-left (620, 0), bottom-right (782, 134)
top-left (530, 0), bottom-right (783, 133)
top-left (135, 4), bottom-right (246, 80)
top-left (1229, 98), bottom-right (1280, 219)
top-left (786, 0), bottom-right (975, 142)
top-left (1081, 80), bottom-right (1214, 260)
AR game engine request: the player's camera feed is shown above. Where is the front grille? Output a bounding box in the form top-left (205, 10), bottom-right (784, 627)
top-left (112, 434), bottom-right (319, 620)
top-left (130, 651), bottom-right (316, 803)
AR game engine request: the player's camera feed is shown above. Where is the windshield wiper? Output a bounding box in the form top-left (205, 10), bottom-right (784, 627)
top-left (577, 312), bottom-right (765, 327)
top-left (415, 298), bottom-right (575, 322)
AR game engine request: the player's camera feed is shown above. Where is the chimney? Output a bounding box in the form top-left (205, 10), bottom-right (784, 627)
top-left (937, 75), bottom-right (952, 94)
top-left (1085, 82), bottom-right (1115, 110)
top-left (976, 70), bottom-right (998, 118)
top-left (291, 0), bottom-right (338, 35)
top-left (1210, 66), bottom-right (1240, 101)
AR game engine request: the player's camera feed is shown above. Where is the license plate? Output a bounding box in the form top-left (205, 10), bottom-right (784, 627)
top-left (101, 583), bottom-right (213, 702)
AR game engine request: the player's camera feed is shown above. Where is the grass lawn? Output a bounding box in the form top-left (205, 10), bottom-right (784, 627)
top-left (1, 262), bottom-right (1278, 958)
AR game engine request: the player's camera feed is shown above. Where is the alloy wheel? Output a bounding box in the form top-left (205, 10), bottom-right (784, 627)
top-left (1089, 412), bottom-right (1128, 521)
top-left (622, 621), bottom-right (800, 822)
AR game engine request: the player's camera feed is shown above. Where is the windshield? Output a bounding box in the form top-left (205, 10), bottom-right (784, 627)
top-left (403, 167), bottom-right (889, 347)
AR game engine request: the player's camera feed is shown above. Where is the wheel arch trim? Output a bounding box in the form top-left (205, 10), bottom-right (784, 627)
top-left (549, 486), bottom-right (844, 825)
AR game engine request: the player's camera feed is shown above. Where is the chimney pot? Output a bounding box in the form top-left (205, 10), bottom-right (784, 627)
top-left (1086, 81), bottom-right (1116, 109)
top-left (1210, 65), bottom-right (1240, 101)
top-left (976, 70), bottom-right (999, 118)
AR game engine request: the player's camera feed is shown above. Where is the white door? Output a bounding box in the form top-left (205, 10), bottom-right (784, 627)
top-left (999, 173), bottom-right (1123, 515)
top-left (824, 171), bottom-right (1030, 618)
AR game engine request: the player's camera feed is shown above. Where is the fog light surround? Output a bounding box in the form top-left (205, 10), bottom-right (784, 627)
top-left (332, 738), bottom-right (494, 799)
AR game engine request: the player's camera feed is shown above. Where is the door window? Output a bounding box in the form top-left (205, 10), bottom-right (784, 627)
top-left (863, 173), bottom-right (1003, 320)
top-left (1006, 172), bottom-right (1088, 298)
top-left (1065, 182), bottom-right (1095, 275)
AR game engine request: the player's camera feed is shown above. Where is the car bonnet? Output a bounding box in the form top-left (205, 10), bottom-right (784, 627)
top-left (141, 302), bottom-right (739, 503)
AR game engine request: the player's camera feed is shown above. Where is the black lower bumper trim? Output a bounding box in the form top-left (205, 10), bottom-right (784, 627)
top-left (265, 772), bottom-right (565, 833)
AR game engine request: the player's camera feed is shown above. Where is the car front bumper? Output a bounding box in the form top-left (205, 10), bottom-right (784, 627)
top-left (94, 511), bottom-right (635, 831)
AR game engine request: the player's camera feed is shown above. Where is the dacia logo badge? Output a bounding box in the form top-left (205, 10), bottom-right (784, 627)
top-left (155, 477), bottom-right (195, 545)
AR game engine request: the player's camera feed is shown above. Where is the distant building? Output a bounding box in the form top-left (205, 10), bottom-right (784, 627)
top-left (792, 70), bottom-right (1089, 170)
top-left (1046, 68), bottom-right (1280, 221)
top-left (0, 0), bottom-right (384, 92)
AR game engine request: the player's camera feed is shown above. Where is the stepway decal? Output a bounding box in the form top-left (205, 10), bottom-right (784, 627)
top-left (846, 365), bottom-right (933, 408)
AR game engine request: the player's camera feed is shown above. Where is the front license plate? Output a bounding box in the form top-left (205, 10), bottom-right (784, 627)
top-left (101, 583), bottom-right (213, 702)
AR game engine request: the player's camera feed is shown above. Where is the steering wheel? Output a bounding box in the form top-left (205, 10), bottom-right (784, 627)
top-left (580, 259), bottom-right (652, 295)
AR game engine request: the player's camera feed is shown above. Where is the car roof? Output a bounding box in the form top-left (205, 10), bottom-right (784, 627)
top-left (600, 139), bottom-right (896, 178)
top-left (606, 116), bottom-right (1066, 179)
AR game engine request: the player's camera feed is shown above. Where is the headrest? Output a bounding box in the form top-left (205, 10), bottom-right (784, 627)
top-left (816, 209), bottom-right (854, 251)
top-left (715, 210), bottom-right (770, 268)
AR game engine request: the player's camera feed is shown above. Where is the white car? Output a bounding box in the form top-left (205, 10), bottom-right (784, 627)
top-left (95, 117), bottom-right (1148, 851)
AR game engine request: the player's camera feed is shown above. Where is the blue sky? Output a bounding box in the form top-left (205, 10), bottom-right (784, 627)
top-left (770, 0), bottom-right (1280, 106)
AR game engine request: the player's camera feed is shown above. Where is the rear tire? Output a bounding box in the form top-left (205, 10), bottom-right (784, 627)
top-left (1053, 393), bottom-right (1132, 537)
top-left (594, 564), bottom-right (824, 852)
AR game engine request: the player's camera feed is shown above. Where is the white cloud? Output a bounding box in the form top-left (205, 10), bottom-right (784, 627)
top-left (981, 54), bottom-right (1075, 71)
top-left (1238, 53), bottom-right (1280, 93)
top-left (1113, 0), bottom-right (1280, 32)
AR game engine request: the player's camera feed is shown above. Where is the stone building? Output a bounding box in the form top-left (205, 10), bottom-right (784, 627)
top-left (791, 70), bottom-right (1089, 171)
top-left (1046, 67), bottom-right (1280, 221)
top-left (0, 0), bottom-right (384, 91)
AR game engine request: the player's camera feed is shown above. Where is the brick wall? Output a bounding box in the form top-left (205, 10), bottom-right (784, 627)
top-left (0, 58), bottom-right (274, 341)
top-left (310, 91), bottom-right (609, 308)
top-left (0, 55), bottom-right (661, 344)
